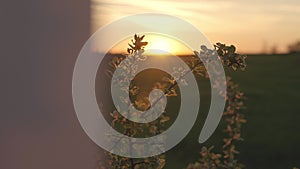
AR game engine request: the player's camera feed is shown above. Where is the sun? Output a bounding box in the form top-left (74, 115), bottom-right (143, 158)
top-left (107, 33), bottom-right (194, 55)
top-left (144, 36), bottom-right (173, 55)
top-left (147, 38), bottom-right (171, 54)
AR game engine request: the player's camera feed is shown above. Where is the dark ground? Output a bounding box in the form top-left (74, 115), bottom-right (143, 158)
top-left (165, 53), bottom-right (300, 169)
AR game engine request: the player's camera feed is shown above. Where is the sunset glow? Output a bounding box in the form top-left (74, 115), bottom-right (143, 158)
top-left (108, 34), bottom-right (194, 55)
top-left (146, 37), bottom-right (171, 55)
top-left (91, 0), bottom-right (300, 54)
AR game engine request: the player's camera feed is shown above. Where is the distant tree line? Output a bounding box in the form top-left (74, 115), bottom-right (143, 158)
top-left (288, 40), bottom-right (300, 53)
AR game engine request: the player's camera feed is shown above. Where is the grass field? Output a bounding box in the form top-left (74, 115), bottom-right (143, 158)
top-left (165, 53), bottom-right (300, 169)
top-left (229, 53), bottom-right (300, 169)
top-left (97, 53), bottom-right (300, 168)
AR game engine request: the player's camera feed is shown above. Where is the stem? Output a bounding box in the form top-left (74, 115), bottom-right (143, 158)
top-left (142, 60), bottom-right (203, 120)
top-left (130, 158), bottom-right (134, 169)
top-left (109, 58), bottom-right (204, 150)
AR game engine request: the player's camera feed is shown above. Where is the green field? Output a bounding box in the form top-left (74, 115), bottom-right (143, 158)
top-left (97, 53), bottom-right (300, 168)
top-left (165, 53), bottom-right (300, 169)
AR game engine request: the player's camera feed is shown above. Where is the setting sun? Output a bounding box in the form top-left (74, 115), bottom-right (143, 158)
top-left (145, 37), bottom-right (172, 55)
top-left (107, 34), bottom-right (194, 55)
top-left (144, 34), bottom-right (194, 55)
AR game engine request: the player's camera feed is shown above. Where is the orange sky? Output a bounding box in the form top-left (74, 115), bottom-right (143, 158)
top-left (91, 0), bottom-right (300, 54)
top-left (107, 33), bottom-right (195, 55)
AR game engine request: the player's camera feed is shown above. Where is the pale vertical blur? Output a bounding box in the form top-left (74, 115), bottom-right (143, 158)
top-left (91, 0), bottom-right (300, 53)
